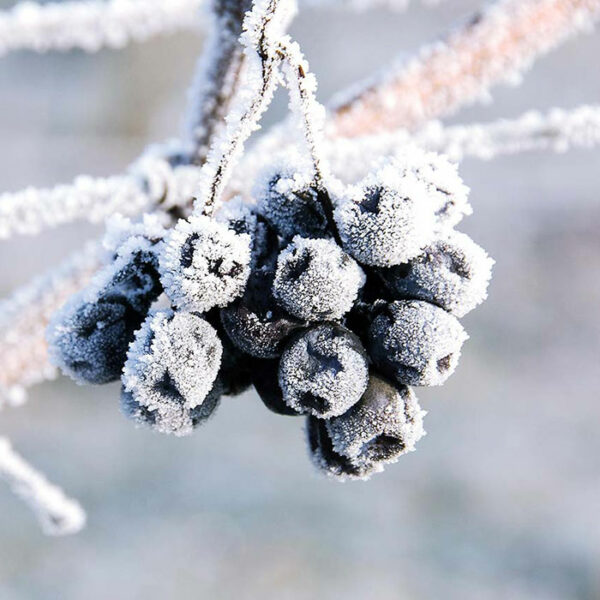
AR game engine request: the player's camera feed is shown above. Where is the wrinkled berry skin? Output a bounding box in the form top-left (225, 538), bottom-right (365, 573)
top-left (367, 300), bottom-right (468, 387)
top-left (120, 382), bottom-right (222, 433)
top-left (257, 170), bottom-right (330, 241)
top-left (51, 300), bottom-right (144, 384)
top-left (207, 309), bottom-right (255, 397)
top-left (279, 324), bottom-right (369, 419)
top-left (220, 265), bottom-right (304, 359)
top-left (252, 359), bottom-right (301, 416)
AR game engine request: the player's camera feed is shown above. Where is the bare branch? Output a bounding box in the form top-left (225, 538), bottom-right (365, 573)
top-left (0, 437), bottom-right (85, 535)
top-left (330, 0), bottom-right (600, 136)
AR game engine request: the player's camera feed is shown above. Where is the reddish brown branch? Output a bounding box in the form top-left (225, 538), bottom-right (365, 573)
top-left (329, 0), bottom-right (600, 137)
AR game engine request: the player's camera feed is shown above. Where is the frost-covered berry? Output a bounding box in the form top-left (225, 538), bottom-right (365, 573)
top-left (377, 231), bottom-right (494, 317)
top-left (279, 324), bottom-right (369, 418)
top-left (306, 416), bottom-right (380, 481)
top-left (220, 265), bottom-right (304, 358)
top-left (334, 159), bottom-right (442, 267)
top-left (256, 168), bottom-right (329, 240)
top-left (122, 310), bottom-right (223, 436)
top-left (398, 146), bottom-right (471, 228)
top-left (368, 300), bottom-right (468, 386)
top-left (252, 359), bottom-right (301, 416)
top-left (273, 236), bottom-right (365, 322)
top-left (326, 374), bottom-right (426, 465)
top-left (160, 215), bottom-right (251, 313)
top-left (47, 247), bottom-right (163, 385)
top-left (216, 197), bottom-right (279, 268)
top-left (48, 299), bottom-right (143, 384)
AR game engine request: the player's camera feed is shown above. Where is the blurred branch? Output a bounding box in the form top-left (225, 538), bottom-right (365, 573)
top-left (0, 145), bottom-right (206, 240)
top-left (418, 104), bottom-right (600, 160)
top-left (185, 0), bottom-right (252, 166)
top-left (0, 437), bottom-right (85, 535)
top-left (329, 0), bottom-right (600, 136)
top-left (0, 243), bottom-right (102, 407)
top-left (0, 0), bottom-right (204, 56)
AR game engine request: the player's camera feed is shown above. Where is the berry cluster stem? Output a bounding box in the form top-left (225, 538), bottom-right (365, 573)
top-left (198, 0), bottom-right (296, 217)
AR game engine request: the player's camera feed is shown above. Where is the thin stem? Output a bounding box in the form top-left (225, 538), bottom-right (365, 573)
top-left (276, 39), bottom-right (343, 244)
top-left (0, 437), bottom-right (86, 535)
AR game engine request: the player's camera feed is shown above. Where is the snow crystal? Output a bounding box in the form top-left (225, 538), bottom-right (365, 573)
top-left (160, 215), bottom-right (251, 313)
top-left (122, 310), bottom-right (223, 436)
top-left (378, 230), bottom-right (494, 317)
top-left (279, 324), bottom-right (369, 418)
top-left (368, 300), bottom-right (468, 386)
top-left (326, 374), bottom-right (426, 464)
top-left (273, 236), bottom-right (365, 321)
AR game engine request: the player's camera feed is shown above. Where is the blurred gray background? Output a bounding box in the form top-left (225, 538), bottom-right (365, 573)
top-left (1, 1), bottom-right (599, 598)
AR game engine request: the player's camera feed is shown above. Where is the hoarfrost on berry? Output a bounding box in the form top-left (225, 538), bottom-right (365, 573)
top-left (273, 236), bottom-right (365, 321)
top-left (368, 300), bottom-right (468, 386)
top-left (378, 230), bottom-right (494, 317)
top-left (327, 374), bottom-right (426, 465)
top-left (279, 324), bottom-right (369, 418)
top-left (122, 310), bottom-right (223, 436)
top-left (160, 215), bottom-right (251, 313)
top-left (334, 158), bottom-right (443, 267)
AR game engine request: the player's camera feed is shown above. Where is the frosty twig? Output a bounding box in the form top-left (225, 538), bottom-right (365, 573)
top-left (0, 437), bottom-right (85, 535)
top-left (186, 0), bottom-right (252, 165)
top-left (0, 0), bottom-right (203, 57)
top-left (196, 0), bottom-right (296, 215)
top-left (330, 0), bottom-right (600, 136)
top-left (0, 243), bottom-right (102, 406)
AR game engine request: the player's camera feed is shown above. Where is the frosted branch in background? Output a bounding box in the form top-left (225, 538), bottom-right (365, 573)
top-left (0, 146), bottom-right (205, 239)
top-left (185, 0), bottom-right (251, 165)
top-left (420, 105), bottom-right (600, 161)
top-left (330, 0), bottom-right (600, 136)
top-left (0, 0), bottom-right (204, 56)
top-left (0, 437), bottom-right (85, 535)
top-left (301, 0), bottom-right (445, 12)
top-left (0, 243), bottom-right (102, 406)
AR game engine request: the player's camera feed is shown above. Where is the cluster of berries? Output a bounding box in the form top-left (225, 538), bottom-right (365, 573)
top-left (48, 149), bottom-right (493, 481)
